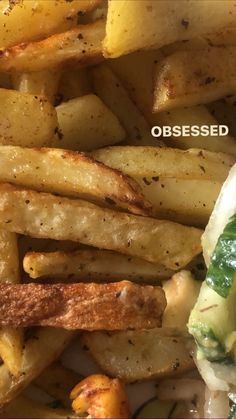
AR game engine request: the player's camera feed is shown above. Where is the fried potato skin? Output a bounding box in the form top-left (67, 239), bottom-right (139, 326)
top-left (0, 184), bottom-right (202, 269)
top-left (0, 281), bottom-right (166, 330)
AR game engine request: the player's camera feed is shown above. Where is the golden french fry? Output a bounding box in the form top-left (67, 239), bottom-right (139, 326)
top-left (137, 177), bottom-right (221, 227)
top-left (157, 107), bottom-right (236, 155)
top-left (82, 329), bottom-right (194, 382)
top-left (0, 395), bottom-right (77, 419)
top-left (154, 47), bottom-right (236, 112)
top-left (0, 0), bottom-right (101, 48)
top-left (12, 70), bottom-right (61, 104)
top-left (92, 146), bottom-right (235, 181)
top-left (0, 184), bottom-right (202, 269)
top-left (0, 89), bottom-right (57, 147)
top-left (34, 363), bottom-right (81, 409)
top-left (0, 145), bottom-right (150, 216)
top-left (91, 64), bottom-right (160, 146)
top-left (0, 230), bottom-right (23, 378)
top-left (0, 281), bottom-right (166, 330)
top-left (23, 249), bottom-right (174, 283)
top-left (53, 94), bottom-right (126, 151)
top-left (103, 0), bottom-right (236, 57)
top-left (0, 328), bottom-right (75, 407)
top-left (109, 52), bottom-right (236, 155)
top-left (0, 19), bottom-right (105, 72)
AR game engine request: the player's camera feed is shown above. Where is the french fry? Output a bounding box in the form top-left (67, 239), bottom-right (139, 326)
top-left (0, 184), bottom-right (202, 269)
top-left (0, 281), bottom-right (166, 330)
top-left (0, 0), bottom-right (101, 48)
top-left (153, 47), bottom-right (236, 112)
top-left (0, 395), bottom-right (77, 418)
top-left (92, 146), bottom-right (235, 182)
top-left (103, 0), bottom-right (236, 57)
top-left (34, 362), bottom-right (81, 409)
top-left (0, 145), bottom-right (150, 216)
top-left (0, 327), bottom-right (75, 407)
top-left (157, 107), bottom-right (236, 155)
top-left (0, 230), bottom-right (23, 378)
top-left (137, 177), bottom-right (221, 227)
top-left (82, 329), bottom-right (194, 382)
top-left (0, 19), bottom-right (105, 72)
top-left (12, 70), bottom-right (61, 104)
top-left (23, 249), bottom-right (174, 283)
top-left (108, 50), bottom-right (164, 126)
top-left (109, 52), bottom-right (236, 155)
top-left (91, 64), bottom-right (160, 146)
top-left (208, 99), bottom-right (236, 139)
top-left (53, 94), bottom-right (126, 151)
top-left (0, 89), bottom-right (57, 147)
top-left (92, 146), bottom-right (230, 226)
top-left (58, 68), bottom-right (92, 102)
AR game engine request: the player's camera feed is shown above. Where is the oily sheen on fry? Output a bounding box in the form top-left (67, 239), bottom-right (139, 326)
top-left (0, 184), bottom-right (202, 269)
top-left (0, 281), bottom-right (166, 330)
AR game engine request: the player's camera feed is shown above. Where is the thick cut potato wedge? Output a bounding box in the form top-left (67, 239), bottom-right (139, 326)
top-left (53, 94), bottom-right (126, 151)
top-left (0, 20), bottom-right (105, 72)
top-left (0, 145), bottom-right (150, 216)
top-left (91, 64), bottom-right (159, 146)
top-left (0, 0), bottom-right (101, 48)
top-left (0, 328), bottom-right (75, 407)
top-left (0, 184), bottom-right (202, 269)
top-left (0, 230), bottom-right (23, 378)
top-left (0, 89), bottom-right (57, 147)
top-left (0, 281), bottom-right (166, 330)
top-left (154, 47), bottom-right (236, 112)
top-left (23, 249), bottom-right (174, 283)
top-left (12, 70), bottom-right (61, 104)
top-left (34, 363), bottom-right (81, 409)
top-left (109, 52), bottom-right (236, 154)
top-left (82, 329), bottom-right (194, 382)
top-left (104, 0), bottom-right (236, 58)
top-left (92, 146), bottom-right (235, 182)
top-left (0, 396), bottom-right (77, 419)
top-left (157, 107), bottom-right (236, 155)
top-left (138, 177), bottom-right (221, 227)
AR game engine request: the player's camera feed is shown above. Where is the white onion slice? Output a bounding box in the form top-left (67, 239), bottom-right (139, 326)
top-left (202, 163), bottom-right (236, 267)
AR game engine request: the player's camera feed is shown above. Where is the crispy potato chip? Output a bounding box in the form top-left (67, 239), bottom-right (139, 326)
top-left (53, 94), bottom-right (126, 151)
top-left (0, 0), bottom-right (101, 48)
top-left (82, 329), bottom-right (194, 382)
top-left (0, 281), bottom-right (166, 330)
top-left (103, 0), bottom-right (236, 57)
top-left (23, 249), bottom-right (174, 283)
top-left (0, 184), bottom-right (202, 269)
top-left (154, 47), bottom-right (236, 111)
top-left (0, 328), bottom-right (75, 407)
top-left (0, 89), bottom-right (57, 147)
top-left (0, 145), bottom-right (150, 216)
top-left (0, 19), bottom-right (105, 72)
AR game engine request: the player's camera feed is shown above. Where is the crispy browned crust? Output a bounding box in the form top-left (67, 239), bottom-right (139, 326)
top-left (0, 281), bottom-right (166, 330)
top-left (0, 20), bottom-right (105, 72)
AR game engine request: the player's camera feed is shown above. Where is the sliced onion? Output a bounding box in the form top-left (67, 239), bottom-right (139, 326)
top-left (204, 388), bottom-right (230, 419)
top-left (194, 357), bottom-right (229, 392)
top-left (202, 163), bottom-right (236, 267)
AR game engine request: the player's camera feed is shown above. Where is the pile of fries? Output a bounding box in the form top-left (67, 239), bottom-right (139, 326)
top-left (0, 0), bottom-right (235, 418)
